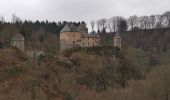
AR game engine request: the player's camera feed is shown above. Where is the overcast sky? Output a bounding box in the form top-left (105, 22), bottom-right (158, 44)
top-left (0, 0), bottom-right (170, 25)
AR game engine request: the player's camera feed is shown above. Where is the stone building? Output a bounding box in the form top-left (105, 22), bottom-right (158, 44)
top-left (60, 23), bottom-right (81, 51)
top-left (60, 22), bottom-right (122, 51)
top-left (11, 33), bottom-right (25, 51)
top-left (60, 23), bottom-right (100, 51)
top-left (80, 34), bottom-right (100, 47)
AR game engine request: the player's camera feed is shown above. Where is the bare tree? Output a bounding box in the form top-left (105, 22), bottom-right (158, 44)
top-left (90, 21), bottom-right (95, 32)
top-left (117, 16), bottom-right (124, 25)
top-left (12, 13), bottom-right (21, 23)
top-left (149, 15), bottom-right (156, 29)
top-left (110, 16), bottom-right (118, 32)
top-left (106, 20), bottom-right (112, 32)
top-left (100, 18), bottom-right (107, 29)
top-left (96, 18), bottom-right (107, 31)
top-left (96, 20), bottom-right (101, 31)
top-left (0, 16), bottom-right (5, 23)
top-left (139, 16), bottom-right (150, 29)
top-left (155, 15), bottom-right (164, 28)
top-left (109, 16), bottom-right (123, 32)
top-left (128, 15), bottom-right (138, 30)
top-left (162, 11), bottom-right (170, 27)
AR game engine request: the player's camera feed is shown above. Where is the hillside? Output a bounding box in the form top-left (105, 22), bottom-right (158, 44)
top-left (0, 45), bottom-right (170, 100)
top-left (0, 46), bottom-right (145, 100)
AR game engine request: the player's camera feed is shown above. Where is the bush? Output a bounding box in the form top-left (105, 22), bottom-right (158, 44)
top-left (8, 67), bottom-right (22, 76)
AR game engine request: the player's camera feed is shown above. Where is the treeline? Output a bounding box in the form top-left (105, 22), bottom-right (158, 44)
top-left (0, 14), bottom-right (85, 54)
top-left (91, 11), bottom-right (170, 33)
top-left (1, 11), bottom-right (170, 35)
top-left (0, 14), bottom-right (83, 38)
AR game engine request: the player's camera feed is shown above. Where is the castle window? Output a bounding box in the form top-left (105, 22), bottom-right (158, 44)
top-left (73, 41), bottom-right (75, 44)
top-left (73, 34), bottom-right (75, 38)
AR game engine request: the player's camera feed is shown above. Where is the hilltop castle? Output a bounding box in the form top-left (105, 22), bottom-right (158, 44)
top-left (60, 23), bottom-right (100, 51)
top-left (60, 22), bottom-right (122, 51)
top-left (1, 23), bottom-right (121, 53)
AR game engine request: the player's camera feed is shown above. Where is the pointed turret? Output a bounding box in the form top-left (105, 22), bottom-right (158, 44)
top-left (60, 23), bottom-right (79, 33)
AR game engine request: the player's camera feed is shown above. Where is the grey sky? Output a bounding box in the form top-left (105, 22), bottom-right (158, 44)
top-left (0, 0), bottom-right (170, 25)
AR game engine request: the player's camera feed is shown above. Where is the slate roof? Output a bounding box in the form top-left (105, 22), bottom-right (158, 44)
top-left (78, 23), bottom-right (88, 31)
top-left (60, 23), bottom-right (79, 33)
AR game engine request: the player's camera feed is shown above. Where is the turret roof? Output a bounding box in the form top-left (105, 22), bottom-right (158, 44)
top-left (60, 23), bottom-right (79, 33)
top-left (78, 23), bottom-right (88, 31)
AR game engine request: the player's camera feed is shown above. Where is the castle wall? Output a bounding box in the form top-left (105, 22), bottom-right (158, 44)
top-left (80, 36), bottom-right (100, 47)
top-left (60, 32), bottom-right (81, 51)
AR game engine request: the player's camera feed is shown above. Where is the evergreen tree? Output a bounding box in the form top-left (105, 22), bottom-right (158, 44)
top-left (118, 19), bottom-right (128, 33)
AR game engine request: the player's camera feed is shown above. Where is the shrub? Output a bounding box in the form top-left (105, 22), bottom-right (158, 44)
top-left (8, 67), bottom-right (22, 76)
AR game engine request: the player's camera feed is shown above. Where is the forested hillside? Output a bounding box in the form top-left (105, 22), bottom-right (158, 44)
top-left (0, 46), bottom-right (144, 100)
top-left (0, 45), bottom-right (170, 100)
top-left (122, 28), bottom-right (170, 51)
top-left (0, 19), bottom-right (85, 54)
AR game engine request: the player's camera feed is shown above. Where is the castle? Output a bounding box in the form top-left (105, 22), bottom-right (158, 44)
top-left (7, 22), bottom-right (121, 53)
top-left (60, 22), bottom-right (121, 51)
top-left (60, 23), bottom-right (100, 51)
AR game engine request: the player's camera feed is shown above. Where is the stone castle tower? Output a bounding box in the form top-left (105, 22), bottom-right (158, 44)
top-left (60, 22), bottom-right (100, 51)
top-left (60, 23), bottom-right (81, 51)
top-left (114, 31), bottom-right (121, 49)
